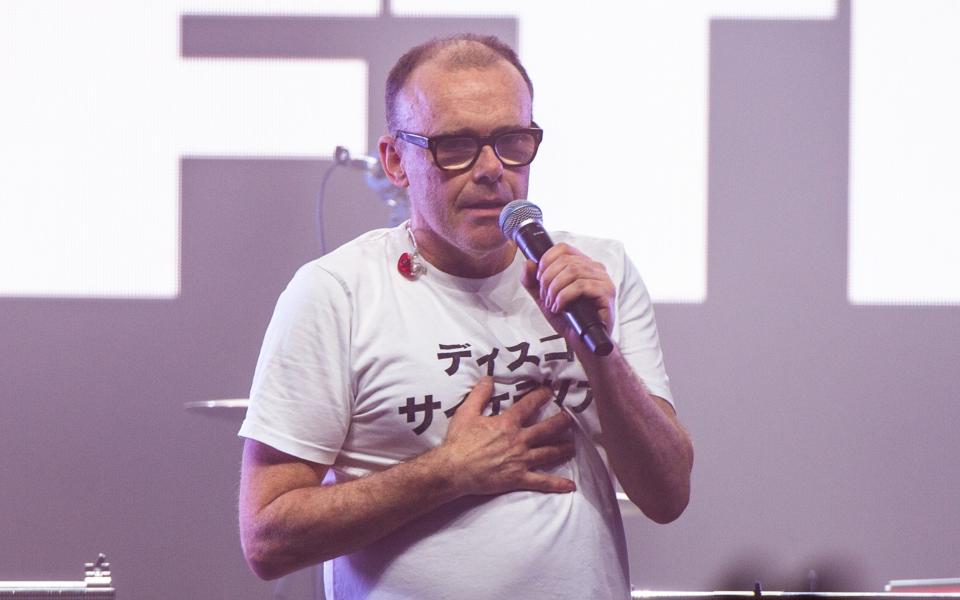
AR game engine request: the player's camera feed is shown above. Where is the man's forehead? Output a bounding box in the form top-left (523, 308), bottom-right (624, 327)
top-left (394, 59), bottom-right (532, 131)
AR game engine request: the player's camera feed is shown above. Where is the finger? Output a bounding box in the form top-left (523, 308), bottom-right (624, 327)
top-left (536, 246), bottom-right (592, 297)
top-left (531, 245), bottom-right (576, 298)
top-left (517, 472), bottom-right (577, 494)
top-left (536, 243), bottom-right (587, 276)
top-left (540, 256), bottom-right (608, 301)
top-left (524, 441), bottom-right (576, 469)
top-left (541, 266), bottom-right (609, 313)
top-left (538, 253), bottom-right (605, 287)
top-left (458, 376), bottom-right (495, 417)
top-left (505, 385), bottom-right (554, 425)
top-left (524, 410), bottom-right (574, 446)
top-left (522, 260), bottom-right (562, 321)
top-left (550, 279), bottom-right (613, 316)
top-left (534, 243), bottom-right (582, 279)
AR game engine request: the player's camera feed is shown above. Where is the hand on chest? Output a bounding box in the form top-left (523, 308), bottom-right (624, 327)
top-left (351, 284), bottom-right (598, 444)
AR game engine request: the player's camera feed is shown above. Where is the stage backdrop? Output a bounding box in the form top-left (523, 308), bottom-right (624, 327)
top-left (2, 1), bottom-right (959, 598)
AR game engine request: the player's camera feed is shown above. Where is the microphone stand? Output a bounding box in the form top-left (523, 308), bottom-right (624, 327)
top-left (272, 147), bottom-right (408, 600)
top-left (333, 146), bottom-right (409, 226)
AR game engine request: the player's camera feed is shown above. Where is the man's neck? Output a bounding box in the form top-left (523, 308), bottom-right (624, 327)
top-left (417, 237), bottom-right (519, 279)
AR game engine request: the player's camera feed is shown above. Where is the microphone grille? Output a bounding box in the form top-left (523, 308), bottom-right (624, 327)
top-left (499, 200), bottom-right (543, 240)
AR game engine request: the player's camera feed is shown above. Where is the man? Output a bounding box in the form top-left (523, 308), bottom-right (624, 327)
top-left (238, 34), bottom-right (693, 599)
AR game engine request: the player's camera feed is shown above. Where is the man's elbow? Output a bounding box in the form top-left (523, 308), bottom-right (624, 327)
top-left (242, 537), bottom-right (285, 581)
top-left (633, 445), bottom-right (694, 524)
top-left (240, 522), bottom-right (299, 581)
top-left (642, 486), bottom-right (690, 524)
top-left (245, 556), bottom-right (284, 581)
top-left (650, 436), bottom-right (694, 523)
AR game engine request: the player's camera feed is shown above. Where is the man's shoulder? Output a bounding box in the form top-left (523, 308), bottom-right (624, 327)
top-left (283, 226), bottom-right (403, 296)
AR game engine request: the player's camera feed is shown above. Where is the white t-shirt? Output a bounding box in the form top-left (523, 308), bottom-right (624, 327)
top-left (239, 224), bottom-right (673, 600)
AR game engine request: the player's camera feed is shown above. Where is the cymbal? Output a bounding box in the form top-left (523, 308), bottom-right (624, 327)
top-left (182, 402), bottom-right (634, 506)
top-left (183, 398), bottom-right (249, 411)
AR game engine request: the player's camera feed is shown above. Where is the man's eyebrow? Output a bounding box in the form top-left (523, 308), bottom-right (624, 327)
top-left (435, 124), bottom-right (534, 137)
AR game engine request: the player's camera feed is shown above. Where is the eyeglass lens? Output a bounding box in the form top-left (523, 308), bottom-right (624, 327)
top-left (435, 132), bottom-right (538, 169)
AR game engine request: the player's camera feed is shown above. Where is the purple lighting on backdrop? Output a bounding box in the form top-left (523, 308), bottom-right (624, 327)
top-left (2, 2), bottom-right (959, 598)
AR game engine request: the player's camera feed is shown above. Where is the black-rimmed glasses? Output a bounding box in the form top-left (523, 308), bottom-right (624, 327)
top-left (395, 126), bottom-right (543, 171)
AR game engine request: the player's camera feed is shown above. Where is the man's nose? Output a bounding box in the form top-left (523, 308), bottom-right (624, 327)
top-left (471, 143), bottom-right (503, 182)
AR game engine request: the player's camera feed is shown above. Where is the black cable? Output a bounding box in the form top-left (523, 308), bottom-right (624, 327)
top-left (316, 160), bottom-right (340, 256)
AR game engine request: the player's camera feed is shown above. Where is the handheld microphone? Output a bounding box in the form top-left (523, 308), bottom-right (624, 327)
top-left (499, 200), bottom-right (614, 356)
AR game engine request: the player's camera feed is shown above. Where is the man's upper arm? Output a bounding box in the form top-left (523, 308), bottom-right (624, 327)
top-left (238, 439), bottom-right (332, 578)
top-left (652, 394), bottom-right (677, 418)
top-left (614, 246), bottom-right (675, 408)
top-left (240, 263), bottom-right (354, 465)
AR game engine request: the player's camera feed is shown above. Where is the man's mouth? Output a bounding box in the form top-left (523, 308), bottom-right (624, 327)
top-left (462, 199), bottom-right (508, 211)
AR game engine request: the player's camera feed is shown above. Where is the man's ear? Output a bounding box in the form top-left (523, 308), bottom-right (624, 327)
top-left (379, 134), bottom-right (408, 188)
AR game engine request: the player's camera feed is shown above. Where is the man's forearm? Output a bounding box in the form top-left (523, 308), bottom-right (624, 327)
top-left (240, 381), bottom-right (576, 580)
top-left (517, 245), bottom-right (692, 521)
top-left (241, 444), bottom-right (461, 580)
top-left (580, 348), bottom-right (693, 523)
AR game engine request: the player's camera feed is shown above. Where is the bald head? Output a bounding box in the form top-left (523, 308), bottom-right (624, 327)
top-left (385, 34), bottom-right (534, 133)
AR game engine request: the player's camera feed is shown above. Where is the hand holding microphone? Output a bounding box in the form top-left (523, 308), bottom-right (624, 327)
top-left (499, 200), bottom-right (615, 356)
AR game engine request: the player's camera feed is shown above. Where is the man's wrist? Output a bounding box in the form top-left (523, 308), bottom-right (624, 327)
top-left (408, 445), bottom-right (468, 503)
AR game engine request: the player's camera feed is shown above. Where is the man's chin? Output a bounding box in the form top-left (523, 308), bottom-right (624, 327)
top-left (462, 223), bottom-right (511, 247)
top-left (420, 227), bottom-right (516, 277)
top-left (463, 235), bottom-right (516, 264)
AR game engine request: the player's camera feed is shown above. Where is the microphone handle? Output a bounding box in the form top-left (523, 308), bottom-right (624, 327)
top-left (515, 222), bottom-right (614, 356)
